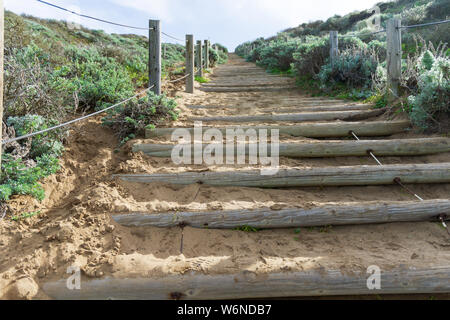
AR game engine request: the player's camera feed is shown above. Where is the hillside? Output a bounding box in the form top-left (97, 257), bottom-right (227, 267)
top-left (235, 0), bottom-right (449, 133)
top-left (1, 11), bottom-right (228, 205)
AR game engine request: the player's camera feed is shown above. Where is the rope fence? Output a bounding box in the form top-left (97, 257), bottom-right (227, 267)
top-left (2, 86), bottom-right (154, 145)
top-left (1, 70), bottom-right (194, 145)
top-left (0, 1), bottom-right (222, 146)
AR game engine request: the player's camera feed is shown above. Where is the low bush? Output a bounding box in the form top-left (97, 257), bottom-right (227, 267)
top-left (59, 45), bottom-right (135, 111)
top-left (292, 36), bottom-right (329, 76)
top-left (257, 39), bottom-right (301, 71)
top-left (0, 115), bottom-right (64, 202)
top-left (318, 46), bottom-right (379, 93)
top-left (102, 92), bottom-right (179, 145)
top-left (408, 52), bottom-right (450, 130)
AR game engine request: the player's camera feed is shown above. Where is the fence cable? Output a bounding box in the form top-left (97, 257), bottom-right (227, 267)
top-left (162, 32), bottom-right (185, 43)
top-left (338, 29), bottom-right (386, 39)
top-left (349, 130), bottom-right (427, 202)
top-left (167, 73), bottom-right (191, 83)
top-left (38, 1), bottom-right (187, 43)
top-left (37, 0), bottom-right (154, 31)
top-left (400, 19), bottom-right (450, 29)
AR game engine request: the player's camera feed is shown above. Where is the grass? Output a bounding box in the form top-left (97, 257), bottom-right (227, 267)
top-left (11, 210), bottom-right (41, 221)
top-left (234, 225), bottom-right (260, 232)
top-left (195, 76), bottom-right (210, 83)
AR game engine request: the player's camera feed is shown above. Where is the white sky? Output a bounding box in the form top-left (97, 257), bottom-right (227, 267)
top-left (5, 0), bottom-right (381, 50)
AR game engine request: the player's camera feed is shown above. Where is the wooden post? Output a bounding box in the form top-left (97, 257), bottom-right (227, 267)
top-left (163, 44), bottom-right (166, 59)
top-left (386, 18), bottom-right (402, 102)
top-left (0, 0), bottom-right (3, 167)
top-left (149, 20), bottom-right (161, 95)
top-left (204, 40), bottom-right (209, 69)
top-left (196, 40), bottom-right (203, 77)
top-left (185, 35), bottom-right (195, 94)
top-left (329, 31), bottom-right (338, 65)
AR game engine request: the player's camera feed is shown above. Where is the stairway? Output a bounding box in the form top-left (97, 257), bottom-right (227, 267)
top-left (43, 54), bottom-right (450, 300)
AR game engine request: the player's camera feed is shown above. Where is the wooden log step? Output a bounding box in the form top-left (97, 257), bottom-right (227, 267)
top-left (187, 104), bottom-right (373, 113)
top-left (112, 200), bottom-right (450, 229)
top-left (202, 82), bottom-right (294, 88)
top-left (189, 109), bottom-right (386, 123)
top-left (145, 121), bottom-right (410, 138)
top-left (259, 104), bottom-right (373, 113)
top-left (43, 266), bottom-right (450, 300)
top-left (114, 163), bottom-right (450, 188)
top-left (200, 86), bottom-right (297, 93)
top-left (132, 138), bottom-right (450, 158)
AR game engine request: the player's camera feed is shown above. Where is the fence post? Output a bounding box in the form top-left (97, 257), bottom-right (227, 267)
top-left (196, 40), bottom-right (203, 77)
top-left (204, 40), bottom-right (210, 69)
top-left (0, 0), bottom-right (4, 168)
top-left (386, 18), bottom-right (402, 102)
top-left (186, 35), bottom-right (195, 94)
top-left (329, 31), bottom-right (338, 66)
top-left (149, 20), bottom-right (161, 95)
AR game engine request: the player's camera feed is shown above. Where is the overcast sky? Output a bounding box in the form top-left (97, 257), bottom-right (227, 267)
top-left (5, 0), bottom-right (380, 50)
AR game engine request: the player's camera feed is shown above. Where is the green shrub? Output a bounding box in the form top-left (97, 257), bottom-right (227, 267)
top-left (102, 92), bottom-right (179, 144)
top-left (4, 45), bottom-right (72, 120)
top-left (318, 46), bottom-right (379, 91)
top-left (0, 153), bottom-right (60, 201)
top-left (257, 39), bottom-right (301, 71)
top-left (6, 115), bottom-right (65, 158)
top-left (0, 114), bottom-right (64, 202)
top-left (408, 55), bottom-right (450, 130)
top-left (292, 36), bottom-right (329, 76)
top-left (213, 43), bottom-right (228, 53)
top-left (60, 45), bottom-right (135, 111)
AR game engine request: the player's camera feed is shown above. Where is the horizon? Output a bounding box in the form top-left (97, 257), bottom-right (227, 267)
top-left (5, 0), bottom-right (380, 51)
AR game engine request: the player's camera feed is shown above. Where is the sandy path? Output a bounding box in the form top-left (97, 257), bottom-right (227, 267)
top-left (1, 54), bottom-right (449, 300)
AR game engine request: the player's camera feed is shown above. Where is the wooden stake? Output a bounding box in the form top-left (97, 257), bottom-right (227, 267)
top-left (329, 31), bottom-right (338, 65)
top-left (196, 40), bottom-right (203, 77)
top-left (0, 0), bottom-right (4, 167)
top-left (204, 40), bottom-right (209, 69)
top-left (185, 35), bottom-right (194, 94)
top-left (386, 18), bottom-right (402, 102)
top-left (149, 20), bottom-right (161, 95)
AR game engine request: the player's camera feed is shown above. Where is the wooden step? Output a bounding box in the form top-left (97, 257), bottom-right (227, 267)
top-left (132, 138), bottom-right (450, 158)
top-left (187, 104), bottom-right (373, 112)
top-left (112, 200), bottom-right (450, 229)
top-left (42, 266), bottom-right (450, 300)
top-left (202, 82), bottom-right (294, 88)
top-left (145, 121), bottom-right (410, 138)
top-left (200, 86), bottom-right (297, 92)
top-left (189, 109), bottom-right (385, 123)
top-left (113, 163), bottom-right (450, 188)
